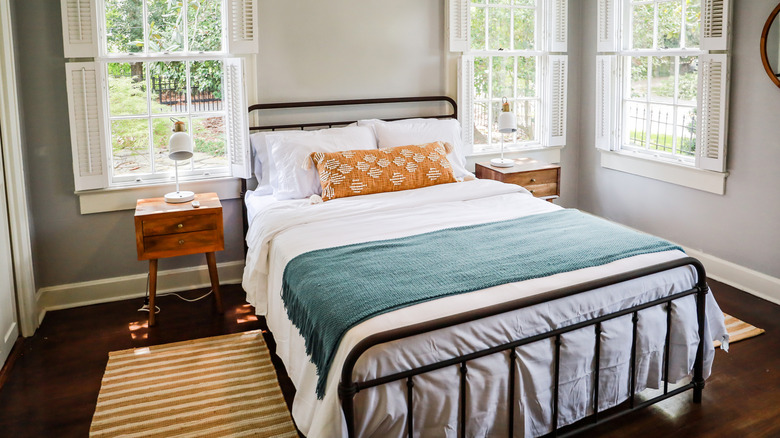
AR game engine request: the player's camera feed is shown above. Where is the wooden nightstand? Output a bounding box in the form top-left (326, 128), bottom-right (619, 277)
top-left (475, 158), bottom-right (561, 202)
top-left (134, 192), bottom-right (224, 326)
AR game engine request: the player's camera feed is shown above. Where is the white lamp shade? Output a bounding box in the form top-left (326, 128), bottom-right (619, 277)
top-left (169, 131), bottom-right (193, 160)
top-left (498, 111), bottom-right (517, 133)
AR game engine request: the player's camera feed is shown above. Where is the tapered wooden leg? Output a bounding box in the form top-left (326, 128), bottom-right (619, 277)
top-left (148, 259), bottom-right (158, 327)
top-left (205, 252), bottom-right (223, 313)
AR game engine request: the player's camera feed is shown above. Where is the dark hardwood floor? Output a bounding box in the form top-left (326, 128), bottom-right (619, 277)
top-left (0, 280), bottom-right (777, 437)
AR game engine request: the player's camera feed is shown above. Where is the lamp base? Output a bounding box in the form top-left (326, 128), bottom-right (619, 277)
top-left (164, 191), bottom-right (195, 203)
top-left (490, 157), bottom-right (515, 168)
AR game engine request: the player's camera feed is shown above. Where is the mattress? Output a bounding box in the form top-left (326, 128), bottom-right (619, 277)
top-left (242, 179), bottom-right (728, 437)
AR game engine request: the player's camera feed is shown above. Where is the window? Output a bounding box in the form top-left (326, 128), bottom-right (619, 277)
top-left (449, 0), bottom-right (568, 154)
top-left (60, 0), bottom-right (257, 192)
top-left (596, 0), bottom-right (731, 176)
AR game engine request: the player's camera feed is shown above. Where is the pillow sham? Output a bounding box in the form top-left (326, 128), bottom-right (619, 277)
top-left (358, 118), bottom-right (472, 180)
top-left (267, 126), bottom-right (377, 200)
top-left (309, 141), bottom-right (457, 202)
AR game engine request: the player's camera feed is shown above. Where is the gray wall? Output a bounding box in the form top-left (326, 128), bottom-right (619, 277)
top-left (577, 0), bottom-right (780, 279)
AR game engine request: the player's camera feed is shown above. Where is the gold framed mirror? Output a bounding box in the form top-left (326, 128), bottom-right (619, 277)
top-left (761, 3), bottom-right (780, 87)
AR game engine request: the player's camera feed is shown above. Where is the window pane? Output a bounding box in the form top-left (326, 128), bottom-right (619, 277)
top-left (112, 119), bottom-right (150, 176)
top-left (190, 60), bottom-right (223, 112)
top-left (629, 56), bottom-right (648, 99)
top-left (492, 56), bottom-right (513, 98)
top-left (625, 101), bottom-right (648, 148)
top-left (513, 7), bottom-right (535, 50)
top-left (188, 0), bottom-right (223, 52)
top-left (192, 116), bottom-right (227, 169)
top-left (650, 56), bottom-right (675, 103)
top-left (514, 0), bottom-right (535, 5)
top-left (472, 102), bottom-right (489, 145)
top-left (105, 0), bottom-right (144, 53)
top-left (490, 0), bottom-right (511, 5)
top-left (648, 104), bottom-right (675, 153)
top-left (488, 7), bottom-right (511, 50)
top-left (470, 6), bottom-right (486, 51)
top-left (107, 63), bottom-right (147, 116)
top-left (676, 106), bottom-right (697, 157)
top-left (515, 100), bottom-right (536, 142)
top-left (516, 56), bottom-right (535, 98)
top-left (657, 0), bottom-right (682, 49)
top-left (685, 0), bottom-right (701, 48)
top-left (631, 4), bottom-right (654, 49)
top-left (150, 61), bottom-right (187, 114)
top-left (474, 57), bottom-right (489, 99)
top-left (678, 56), bottom-right (698, 105)
top-left (152, 117), bottom-right (188, 173)
top-left (147, 0), bottom-right (185, 52)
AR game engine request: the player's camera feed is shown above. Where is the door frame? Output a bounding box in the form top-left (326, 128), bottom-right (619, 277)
top-left (0, 0), bottom-right (39, 337)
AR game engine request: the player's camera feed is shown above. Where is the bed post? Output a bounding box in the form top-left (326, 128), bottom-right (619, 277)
top-left (692, 261), bottom-right (709, 403)
top-left (339, 381), bottom-right (358, 438)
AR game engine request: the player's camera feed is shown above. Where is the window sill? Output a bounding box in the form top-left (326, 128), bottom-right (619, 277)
top-left (600, 150), bottom-right (728, 195)
top-left (76, 177), bottom-right (244, 214)
top-left (467, 146), bottom-right (562, 166)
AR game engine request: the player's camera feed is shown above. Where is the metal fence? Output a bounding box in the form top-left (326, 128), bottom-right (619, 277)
top-left (150, 76), bottom-right (223, 112)
top-left (628, 106), bottom-right (696, 157)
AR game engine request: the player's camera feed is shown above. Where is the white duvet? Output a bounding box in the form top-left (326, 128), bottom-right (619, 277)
top-left (242, 179), bottom-right (728, 438)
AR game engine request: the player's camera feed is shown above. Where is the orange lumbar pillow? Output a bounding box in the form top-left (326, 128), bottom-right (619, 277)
top-left (308, 141), bottom-right (458, 201)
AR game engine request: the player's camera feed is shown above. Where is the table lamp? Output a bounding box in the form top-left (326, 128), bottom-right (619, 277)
top-left (490, 97), bottom-right (517, 168)
top-left (164, 119), bottom-right (195, 203)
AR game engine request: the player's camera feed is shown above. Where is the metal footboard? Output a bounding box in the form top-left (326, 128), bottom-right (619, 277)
top-left (338, 257), bottom-right (708, 437)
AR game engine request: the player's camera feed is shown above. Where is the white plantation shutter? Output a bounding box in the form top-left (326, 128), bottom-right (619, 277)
top-left (696, 54), bottom-right (729, 172)
top-left (549, 0), bottom-right (568, 52)
top-left (701, 0), bottom-right (731, 51)
top-left (60, 0), bottom-right (98, 58)
top-left (227, 0), bottom-right (258, 54)
top-left (597, 0), bottom-right (619, 52)
top-left (65, 62), bottom-right (108, 191)
top-left (449, 0), bottom-right (469, 52)
top-left (595, 55), bottom-right (616, 151)
top-left (458, 56), bottom-right (475, 155)
top-left (546, 55), bottom-right (567, 146)
top-left (225, 58), bottom-right (252, 179)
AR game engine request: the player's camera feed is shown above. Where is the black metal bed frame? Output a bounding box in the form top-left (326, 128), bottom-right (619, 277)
top-left (242, 97), bottom-right (707, 438)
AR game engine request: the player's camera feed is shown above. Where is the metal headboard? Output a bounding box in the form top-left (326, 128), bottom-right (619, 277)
top-left (241, 96), bottom-right (458, 255)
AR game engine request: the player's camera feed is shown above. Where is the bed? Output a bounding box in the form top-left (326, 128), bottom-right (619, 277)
top-left (240, 97), bottom-right (728, 438)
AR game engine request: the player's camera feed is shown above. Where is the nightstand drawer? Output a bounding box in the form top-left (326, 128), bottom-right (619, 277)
top-left (142, 214), bottom-right (217, 237)
top-left (502, 168), bottom-right (559, 187)
top-left (525, 183), bottom-right (558, 198)
top-left (143, 229), bottom-right (221, 256)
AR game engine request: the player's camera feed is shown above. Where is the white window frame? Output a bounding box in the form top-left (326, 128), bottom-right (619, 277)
top-left (450, 0), bottom-right (568, 157)
top-left (595, 0), bottom-right (731, 194)
top-left (60, 0), bottom-right (256, 213)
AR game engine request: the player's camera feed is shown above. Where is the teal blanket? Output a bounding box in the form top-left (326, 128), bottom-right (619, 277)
top-left (281, 209), bottom-right (682, 398)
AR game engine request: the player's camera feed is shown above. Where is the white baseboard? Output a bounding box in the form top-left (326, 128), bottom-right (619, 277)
top-left (681, 247), bottom-right (780, 306)
top-left (35, 260), bottom-right (246, 324)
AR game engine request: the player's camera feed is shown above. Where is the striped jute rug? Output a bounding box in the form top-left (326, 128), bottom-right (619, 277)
top-left (715, 313), bottom-right (765, 348)
top-left (90, 330), bottom-right (298, 438)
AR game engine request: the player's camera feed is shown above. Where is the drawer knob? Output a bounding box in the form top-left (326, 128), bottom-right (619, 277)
top-left (178, 239), bottom-right (185, 245)
top-left (530, 178), bottom-right (536, 182)
top-left (177, 223), bottom-right (183, 229)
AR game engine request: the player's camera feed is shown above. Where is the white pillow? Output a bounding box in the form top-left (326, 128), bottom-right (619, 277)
top-left (358, 118), bottom-right (472, 180)
top-left (267, 126), bottom-right (377, 200)
top-left (249, 131), bottom-right (277, 195)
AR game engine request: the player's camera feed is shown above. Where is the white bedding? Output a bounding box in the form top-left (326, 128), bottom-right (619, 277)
top-left (242, 180), bottom-right (728, 438)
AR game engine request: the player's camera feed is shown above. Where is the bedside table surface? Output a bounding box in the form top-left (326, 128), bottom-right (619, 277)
top-left (476, 158), bottom-right (559, 174)
top-left (135, 192), bottom-right (221, 217)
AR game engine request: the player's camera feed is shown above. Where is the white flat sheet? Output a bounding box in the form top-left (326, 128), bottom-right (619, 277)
top-left (242, 180), bottom-right (728, 438)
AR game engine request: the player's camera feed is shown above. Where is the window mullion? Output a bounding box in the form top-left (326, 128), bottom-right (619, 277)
top-left (672, 56), bottom-right (679, 155)
top-left (142, 0), bottom-right (149, 54)
top-left (183, 0), bottom-right (189, 53)
top-left (645, 56), bottom-right (652, 151)
top-left (488, 56), bottom-right (493, 146)
top-left (186, 60), bottom-right (194, 171)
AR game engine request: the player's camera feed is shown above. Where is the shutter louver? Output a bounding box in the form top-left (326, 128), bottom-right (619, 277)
top-left (550, 0), bottom-right (567, 52)
top-left (60, 0), bottom-right (98, 58)
top-left (227, 0), bottom-right (258, 54)
top-left (225, 58), bottom-right (252, 179)
top-left (547, 55), bottom-right (567, 146)
top-left (65, 62), bottom-right (107, 191)
top-left (597, 0), bottom-right (618, 52)
top-left (701, 0), bottom-right (731, 51)
top-left (696, 54), bottom-right (729, 172)
top-left (449, 0), bottom-right (469, 52)
top-left (595, 55), bottom-right (616, 151)
top-left (458, 56), bottom-right (475, 155)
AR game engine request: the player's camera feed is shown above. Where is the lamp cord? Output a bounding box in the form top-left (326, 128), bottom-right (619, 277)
top-left (138, 272), bottom-right (213, 314)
